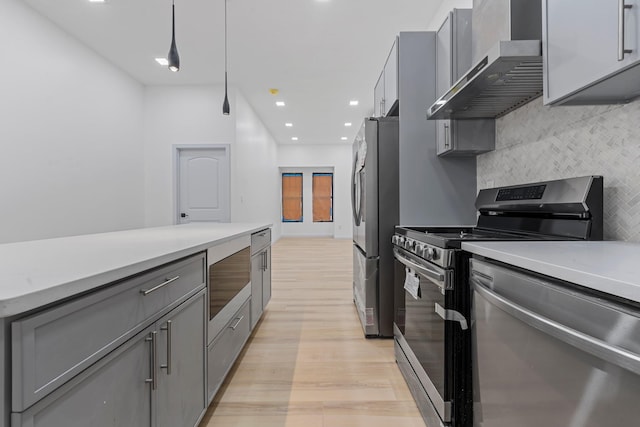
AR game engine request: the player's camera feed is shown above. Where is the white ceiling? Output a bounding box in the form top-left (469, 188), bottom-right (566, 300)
top-left (23, 0), bottom-right (445, 145)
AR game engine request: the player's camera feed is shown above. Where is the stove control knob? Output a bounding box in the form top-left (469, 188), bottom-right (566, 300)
top-left (405, 239), bottom-right (414, 250)
top-left (398, 236), bottom-right (406, 246)
top-left (425, 248), bottom-right (435, 260)
top-left (392, 235), bottom-right (399, 245)
top-left (415, 243), bottom-right (424, 255)
top-left (431, 249), bottom-right (440, 260)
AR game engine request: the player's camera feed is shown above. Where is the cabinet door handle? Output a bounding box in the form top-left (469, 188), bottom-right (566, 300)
top-left (145, 331), bottom-right (158, 390)
top-left (140, 276), bottom-right (180, 296)
top-left (160, 320), bottom-right (172, 375)
top-left (444, 122), bottom-right (450, 148)
top-left (618, 0), bottom-right (633, 61)
top-left (230, 316), bottom-right (244, 330)
top-left (263, 251), bottom-right (268, 271)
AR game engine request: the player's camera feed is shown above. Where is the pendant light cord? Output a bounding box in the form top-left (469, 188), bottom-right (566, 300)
top-left (224, 0), bottom-right (228, 78)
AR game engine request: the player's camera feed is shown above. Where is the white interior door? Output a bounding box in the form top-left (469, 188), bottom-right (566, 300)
top-left (177, 147), bottom-right (230, 224)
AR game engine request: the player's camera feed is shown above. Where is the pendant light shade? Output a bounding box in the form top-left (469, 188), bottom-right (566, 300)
top-left (168, 0), bottom-right (180, 72)
top-left (222, 0), bottom-right (230, 115)
top-left (223, 72), bottom-right (230, 115)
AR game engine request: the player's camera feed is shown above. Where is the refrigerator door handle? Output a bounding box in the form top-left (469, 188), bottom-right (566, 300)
top-left (351, 153), bottom-right (361, 225)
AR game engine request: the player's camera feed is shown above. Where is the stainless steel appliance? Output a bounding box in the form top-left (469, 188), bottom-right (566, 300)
top-left (352, 117), bottom-right (399, 337)
top-left (207, 240), bottom-right (251, 343)
top-left (392, 175), bottom-right (603, 427)
top-left (427, 0), bottom-right (544, 120)
top-left (470, 258), bottom-right (640, 427)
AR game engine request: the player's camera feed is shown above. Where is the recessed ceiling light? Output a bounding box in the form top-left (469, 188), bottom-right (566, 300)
top-left (155, 57), bottom-right (169, 66)
top-left (276, 101), bottom-right (285, 107)
top-left (344, 122), bottom-right (352, 127)
top-left (349, 100), bottom-right (359, 106)
top-left (89, 0), bottom-right (106, 3)
top-left (291, 137), bottom-right (299, 141)
top-left (285, 123), bottom-right (293, 127)
top-left (341, 137), bottom-right (348, 141)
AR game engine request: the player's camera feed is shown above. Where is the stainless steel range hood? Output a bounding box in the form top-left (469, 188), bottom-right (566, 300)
top-left (427, 0), bottom-right (543, 120)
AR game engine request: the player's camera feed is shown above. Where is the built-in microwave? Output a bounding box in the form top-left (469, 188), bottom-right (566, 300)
top-left (206, 236), bottom-right (251, 343)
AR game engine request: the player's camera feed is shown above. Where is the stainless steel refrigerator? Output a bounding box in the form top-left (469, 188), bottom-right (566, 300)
top-left (351, 117), bottom-right (399, 338)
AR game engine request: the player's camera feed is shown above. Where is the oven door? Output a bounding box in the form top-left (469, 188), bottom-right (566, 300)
top-left (393, 247), bottom-right (461, 423)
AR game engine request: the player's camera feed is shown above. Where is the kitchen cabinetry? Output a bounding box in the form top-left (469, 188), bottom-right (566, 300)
top-left (543, 0), bottom-right (640, 105)
top-left (374, 38), bottom-right (399, 117)
top-left (155, 292), bottom-right (206, 427)
top-left (250, 228), bottom-right (272, 329)
top-left (207, 299), bottom-right (251, 401)
top-left (10, 253), bottom-right (207, 427)
top-left (435, 9), bottom-right (494, 156)
top-left (12, 324), bottom-right (154, 427)
top-left (374, 71), bottom-right (384, 117)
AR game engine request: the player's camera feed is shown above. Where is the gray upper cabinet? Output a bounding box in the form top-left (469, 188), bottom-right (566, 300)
top-left (374, 71), bottom-right (384, 117)
top-left (374, 38), bottom-right (399, 117)
top-left (435, 9), bottom-right (495, 157)
top-left (543, 0), bottom-right (640, 105)
top-left (383, 40), bottom-right (399, 115)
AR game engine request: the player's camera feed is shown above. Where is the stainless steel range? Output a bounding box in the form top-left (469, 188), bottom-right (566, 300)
top-left (392, 175), bottom-right (604, 427)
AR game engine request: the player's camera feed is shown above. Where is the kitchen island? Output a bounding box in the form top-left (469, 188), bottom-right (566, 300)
top-left (0, 222), bottom-right (271, 427)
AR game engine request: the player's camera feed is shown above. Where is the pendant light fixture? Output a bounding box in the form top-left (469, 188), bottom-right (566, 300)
top-left (222, 0), bottom-right (230, 115)
top-left (168, 0), bottom-right (180, 72)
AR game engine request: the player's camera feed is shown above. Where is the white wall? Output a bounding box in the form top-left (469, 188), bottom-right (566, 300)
top-left (0, 0), bottom-right (146, 244)
top-left (278, 144), bottom-right (352, 239)
top-left (426, 0), bottom-right (473, 30)
top-left (232, 92), bottom-right (281, 240)
top-left (142, 86), bottom-right (235, 227)
top-left (142, 86), bottom-right (281, 240)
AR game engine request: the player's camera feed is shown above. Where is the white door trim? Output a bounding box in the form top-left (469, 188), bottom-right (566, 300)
top-left (173, 144), bottom-right (231, 225)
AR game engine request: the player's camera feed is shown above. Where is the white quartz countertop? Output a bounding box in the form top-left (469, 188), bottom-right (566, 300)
top-left (0, 223), bottom-right (271, 317)
top-left (462, 241), bottom-right (640, 303)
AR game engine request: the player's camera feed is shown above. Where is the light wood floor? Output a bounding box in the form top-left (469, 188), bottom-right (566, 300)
top-left (200, 237), bottom-right (426, 427)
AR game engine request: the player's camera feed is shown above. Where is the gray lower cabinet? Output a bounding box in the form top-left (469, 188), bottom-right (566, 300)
top-left (207, 299), bottom-right (251, 402)
top-left (12, 325), bottom-right (154, 427)
top-left (250, 252), bottom-right (264, 329)
top-left (12, 290), bottom-right (206, 427)
top-left (262, 247), bottom-right (271, 311)
top-left (156, 291), bottom-right (206, 427)
top-left (543, 0), bottom-right (640, 105)
top-left (435, 8), bottom-right (494, 156)
top-left (11, 253), bottom-right (206, 411)
top-left (250, 229), bottom-right (272, 329)
top-left (10, 253), bottom-right (207, 427)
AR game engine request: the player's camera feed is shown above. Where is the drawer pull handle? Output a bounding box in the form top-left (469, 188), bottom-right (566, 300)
top-left (140, 276), bottom-right (180, 296)
top-left (230, 316), bottom-right (244, 330)
top-left (145, 331), bottom-right (158, 390)
top-left (160, 320), bottom-right (172, 375)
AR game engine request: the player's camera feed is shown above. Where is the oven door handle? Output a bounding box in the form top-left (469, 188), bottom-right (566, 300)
top-left (394, 249), bottom-right (448, 289)
top-left (435, 303), bottom-right (468, 330)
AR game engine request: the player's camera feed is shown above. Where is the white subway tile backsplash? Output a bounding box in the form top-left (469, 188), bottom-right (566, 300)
top-left (478, 97), bottom-right (640, 242)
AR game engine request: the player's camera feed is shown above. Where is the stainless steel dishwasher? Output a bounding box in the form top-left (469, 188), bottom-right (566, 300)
top-left (469, 258), bottom-right (640, 427)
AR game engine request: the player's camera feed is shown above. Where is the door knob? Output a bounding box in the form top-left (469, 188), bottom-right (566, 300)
top-left (180, 213), bottom-right (188, 218)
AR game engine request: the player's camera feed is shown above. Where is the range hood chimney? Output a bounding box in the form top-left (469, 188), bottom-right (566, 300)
top-left (427, 0), bottom-right (543, 120)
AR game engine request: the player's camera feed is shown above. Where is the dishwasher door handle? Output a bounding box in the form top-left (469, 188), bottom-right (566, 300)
top-left (473, 279), bottom-right (640, 376)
